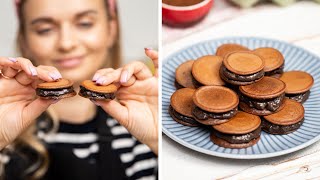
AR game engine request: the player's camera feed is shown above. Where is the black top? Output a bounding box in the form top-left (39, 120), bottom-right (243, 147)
top-left (2, 108), bottom-right (157, 180)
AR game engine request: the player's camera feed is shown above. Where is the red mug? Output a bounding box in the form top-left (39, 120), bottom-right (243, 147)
top-left (162, 0), bottom-right (214, 27)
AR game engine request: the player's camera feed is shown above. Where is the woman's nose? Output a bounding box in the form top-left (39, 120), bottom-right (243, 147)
top-left (58, 24), bottom-right (77, 52)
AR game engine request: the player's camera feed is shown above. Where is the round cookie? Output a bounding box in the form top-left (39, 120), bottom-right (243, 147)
top-left (191, 55), bottom-right (225, 87)
top-left (262, 99), bottom-right (304, 134)
top-left (192, 86), bottom-right (239, 125)
top-left (253, 47), bottom-right (284, 78)
top-left (175, 60), bottom-right (195, 89)
top-left (280, 71), bottom-right (314, 103)
top-left (79, 80), bottom-right (118, 100)
top-left (36, 78), bottom-right (76, 99)
top-left (169, 88), bottom-right (201, 126)
top-left (220, 51), bottom-right (265, 85)
top-left (239, 77), bottom-right (286, 115)
top-left (211, 111), bottom-right (261, 149)
top-left (216, 43), bottom-right (250, 58)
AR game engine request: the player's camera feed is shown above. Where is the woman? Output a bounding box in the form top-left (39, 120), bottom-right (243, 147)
top-left (0, 0), bottom-right (158, 179)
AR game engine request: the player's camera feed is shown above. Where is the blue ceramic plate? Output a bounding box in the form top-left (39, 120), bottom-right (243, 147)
top-left (162, 37), bottom-right (320, 159)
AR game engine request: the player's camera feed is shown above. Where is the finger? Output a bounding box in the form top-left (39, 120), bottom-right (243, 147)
top-left (15, 66), bottom-right (56, 86)
top-left (30, 68), bottom-right (62, 89)
top-left (145, 48), bottom-right (158, 68)
top-left (120, 61), bottom-right (152, 85)
top-left (0, 57), bottom-right (17, 69)
top-left (97, 99), bottom-right (129, 128)
top-left (1, 67), bottom-right (19, 78)
top-left (37, 65), bottom-right (62, 80)
top-left (145, 48), bottom-right (158, 77)
top-left (92, 68), bottom-right (115, 81)
top-left (22, 98), bottom-right (59, 128)
top-left (95, 68), bottom-right (122, 85)
top-left (13, 57), bottom-right (38, 77)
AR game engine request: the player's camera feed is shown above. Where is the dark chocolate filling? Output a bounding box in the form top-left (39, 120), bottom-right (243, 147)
top-left (240, 93), bottom-right (285, 112)
top-left (221, 65), bottom-right (264, 82)
top-left (265, 64), bottom-right (284, 76)
top-left (174, 80), bottom-right (184, 89)
top-left (286, 91), bottom-right (310, 103)
top-left (213, 126), bottom-right (261, 144)
top-left (79, 86), bottom-right (115, 99)
top-left (261, 118), bottom-right (304, 134)
top-left (191, 75), bottom-right (204, 88)
top-left (192, 106), bottom-right (238, 120)
top-left (168, 105), bottom-right (199, 125)
top-left (36, 87), bottom-right (74, 97)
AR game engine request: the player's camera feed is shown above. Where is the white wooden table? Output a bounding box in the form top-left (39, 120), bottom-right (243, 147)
top-left (162, 1), bottom-right (320, 179)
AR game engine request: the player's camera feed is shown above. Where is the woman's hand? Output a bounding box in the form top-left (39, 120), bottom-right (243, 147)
top-left (92, 49), bottom-right (158, 154)
top-left (0, 57), bottom-right (61, 150)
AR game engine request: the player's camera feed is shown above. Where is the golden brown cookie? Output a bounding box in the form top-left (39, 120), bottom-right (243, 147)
top-left (262, 99), bottom-right (305, 134)
top-left (192, 86), bottom-right (239, 125)
top-left (175, 60), bottom-right (196, 89)
top-left (169, 88), bottom-right (200, 126)
top-left (36, 78), bottom-right (76, 99)
top-left (79, 80), bottom-right (118, 100)
top-left (191, 55), bottom-right (225, 87)
top-left (216, 43), bottom-right (250, 58)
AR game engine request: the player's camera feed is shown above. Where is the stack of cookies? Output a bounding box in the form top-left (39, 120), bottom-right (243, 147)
top-left (170, 43), bottom-right (314, 149)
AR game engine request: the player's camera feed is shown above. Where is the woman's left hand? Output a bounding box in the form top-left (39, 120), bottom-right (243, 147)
top-left (92, 48), bottom-right (158, 154)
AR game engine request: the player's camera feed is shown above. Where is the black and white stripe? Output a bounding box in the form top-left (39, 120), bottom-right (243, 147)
top-left (107, 118), bottom-right (157, 180)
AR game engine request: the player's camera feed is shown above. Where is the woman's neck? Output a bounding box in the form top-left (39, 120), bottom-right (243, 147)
top-left (49, 93), bottom-right (97, 124)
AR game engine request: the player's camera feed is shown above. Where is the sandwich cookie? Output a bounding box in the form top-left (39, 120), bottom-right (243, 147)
top-left (79, 80), bottom-right (117, 100)
top-left (169, 88), bottom-right (201, 126)
top-left (262, 99), bottom-right (304, 135)
top-left (175, 60), bottom-right (196, 89)
top-left (239, 76), bottom-right (286, 115)
top-left (216, 43), bottom-right (250, 58)
top-left (191, 56), bottom-right (225, 88)
top-left (210, 111), bottom-right (261, 149)
top-left (253, 47), bottom-right (284, 78)
top-left (280, 71), bottom-right (314, 103)
top-left (220, 51), bottom-right (265, 85)
top-left (36, 79), bottom-right (76, 99)
top-left (192, 86), bottom-right (239, 125)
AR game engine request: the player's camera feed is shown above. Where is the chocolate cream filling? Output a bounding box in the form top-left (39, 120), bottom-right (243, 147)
top-left (191, 75), bottom-right (204, 88)
top-left (79, 86), bottom-right (115, 99)
top-left (240, 93), bottom-right (285, 112)
top-left (36, 87), bottom-right (74, 97)
top-left (286, 90), bottom-right (310, 103)
top-left (169, 106), bottom-right (200, 125)
top-left (213, 126), bottom-right (261, 144)
top-left (264, 64), bottom-right (284, 76)
top-left (221, 65), bottom-right (264, 82)
top-left (261, 118), bottom-right (304, 134)
top-left (174, 80), bottom-right (184, 89)
top-left (192, 106), bottom-right (238, 120)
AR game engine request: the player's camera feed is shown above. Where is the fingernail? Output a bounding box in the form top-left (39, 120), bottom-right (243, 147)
top-left (93, 74), bottom-right (100, 81)
top-left (96, 77), bottom-right (105, 85)
top-left (120, 71), bottom-right (128, 83)
top-left (8, 57), bottom-right (17, 62)
top-left (91, 100), bottom-right (100, 106)
top-left (144, 47), bottom-right (153, 51)
top-left (29, 65), bottom-right (37, 76)
top-left (55, 72), bottom-right (62, 79)
top-left (49, 72), bottom-right (59, 80)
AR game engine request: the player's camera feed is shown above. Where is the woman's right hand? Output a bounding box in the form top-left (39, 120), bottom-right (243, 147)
top-left (0, 57), bottom-right (61, 150)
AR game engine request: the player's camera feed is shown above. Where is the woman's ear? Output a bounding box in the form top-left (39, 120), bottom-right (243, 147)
top-left (107, 19), bottom-right (118, 49)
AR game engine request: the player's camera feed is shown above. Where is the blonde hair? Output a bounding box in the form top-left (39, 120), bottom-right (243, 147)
top-left (0, 0), bottom-right (121, 179)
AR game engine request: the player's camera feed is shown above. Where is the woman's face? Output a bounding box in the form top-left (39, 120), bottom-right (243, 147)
top-left (22, 0), bottom-right (116, 83)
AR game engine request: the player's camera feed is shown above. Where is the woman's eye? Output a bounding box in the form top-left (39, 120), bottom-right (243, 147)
top-left (78, 22), bottom-right (93, 29)
top-left (36, 28), bottom-right (52, 35)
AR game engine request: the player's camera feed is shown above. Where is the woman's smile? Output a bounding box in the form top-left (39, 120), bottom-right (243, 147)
top-left (54, 55), bottom-right (85, 69)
